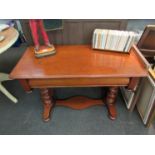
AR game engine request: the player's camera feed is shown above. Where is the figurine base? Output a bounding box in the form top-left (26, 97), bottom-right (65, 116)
top-left (34, 46), bottom-right (56, 58)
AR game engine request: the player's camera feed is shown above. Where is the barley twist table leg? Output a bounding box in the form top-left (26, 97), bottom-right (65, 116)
top-left (40, 88), bottom-right (54, 122)
top-left (106, 87), bottom-right (118, 120)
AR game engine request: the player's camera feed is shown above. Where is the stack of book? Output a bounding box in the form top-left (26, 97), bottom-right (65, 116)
top-left (92, 29), bottom-right (140, 53)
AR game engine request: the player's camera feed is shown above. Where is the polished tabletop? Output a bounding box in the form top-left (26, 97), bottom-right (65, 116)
top-left (10, 45), bottom-right (147, 79)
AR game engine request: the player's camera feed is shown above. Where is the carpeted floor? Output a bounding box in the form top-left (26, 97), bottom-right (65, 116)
top-left (0, 76), bottom-right (155, 135)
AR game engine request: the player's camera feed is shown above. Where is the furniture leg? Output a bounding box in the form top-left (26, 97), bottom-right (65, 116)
top-left (19, 79), bottom-right (32, 93)
top-left (0, 83), bottom-right (18, 103)
top-left (127, 77), bottom-right (140, 91)
top-left (0, 73), bottom-right (18, 103)
top-left (40, 88), bottom-right (55, 122)
top-left (106, 87), bottom-right (118, 120)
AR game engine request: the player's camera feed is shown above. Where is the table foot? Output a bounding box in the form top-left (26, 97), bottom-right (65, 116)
top-left (40, 88), bottom-right (54, 122)
top-left (106, 87), bottom-right (118, 120)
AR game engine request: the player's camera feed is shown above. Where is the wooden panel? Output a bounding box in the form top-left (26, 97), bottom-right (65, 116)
top-left (62, 21), bottom-right (83, 44)
top-left (28, 77), bottom-right (130, 88)
top-left (10, 45), bottom-right (147, 80)
top-left (20, 19), bottom-right (127, 45)
top-left (48, 30), bottom-right (63, 45)
top-left (56, 96), bottom-right (104, 109)
top-left (83, 19), bottom-right (126, 44)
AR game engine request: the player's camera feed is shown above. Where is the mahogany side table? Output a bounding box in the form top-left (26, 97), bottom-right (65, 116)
top-left (10, 45), bottom-right (147, 121)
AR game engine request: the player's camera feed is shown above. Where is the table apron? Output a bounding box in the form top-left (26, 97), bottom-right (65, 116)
top-left (28, 77), bottom-right (130, 88)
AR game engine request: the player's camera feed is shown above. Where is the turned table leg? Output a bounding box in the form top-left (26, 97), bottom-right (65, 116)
top-left (19, 79), bottom-right (32, 93)
top-left (105, 87), bottom-right (118, 120)
top-left (40, 88), bottom-right (55, 122)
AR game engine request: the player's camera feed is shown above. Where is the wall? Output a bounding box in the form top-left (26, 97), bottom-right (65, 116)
top-left (21, 19), bottom-right (127, 45)
top-left (127, 19), bottom-right (155, 31)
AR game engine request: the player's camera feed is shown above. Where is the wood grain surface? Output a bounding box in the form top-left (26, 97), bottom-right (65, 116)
top-left (10, 45), bottom-right (147, 79)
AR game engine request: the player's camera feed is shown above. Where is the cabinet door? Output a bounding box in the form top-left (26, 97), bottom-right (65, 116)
top-left (121, 76), bottom-right (155, 126)
top-left (136, 76), bottom-right (155, 125)
top-left (120, 87), bottom-right (135, 109)
top-left (120, 45), bottom-right (150, 111)
top-left (120, 78), bottom-right (140, 111)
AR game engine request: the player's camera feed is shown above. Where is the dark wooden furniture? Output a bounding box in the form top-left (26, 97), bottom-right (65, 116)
top-left (10, 45), bottom-right (147, 122)
top-left (137, 25), bottom-right (155, 64)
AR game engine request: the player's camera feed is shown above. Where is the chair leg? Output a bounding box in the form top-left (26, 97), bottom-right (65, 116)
top-left (0, 83), bottom-right (18, 103)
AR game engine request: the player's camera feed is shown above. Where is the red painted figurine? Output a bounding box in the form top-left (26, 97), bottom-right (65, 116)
top-left (29, 19), bottom-right (56, 58)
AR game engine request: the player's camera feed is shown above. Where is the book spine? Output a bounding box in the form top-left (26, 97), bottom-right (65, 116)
top-left (105, 30), bottom-right (109, 49)
top-left (97, 31), bottom-right (101, 49)
top-left (92, 31), bottom-right (95, 48)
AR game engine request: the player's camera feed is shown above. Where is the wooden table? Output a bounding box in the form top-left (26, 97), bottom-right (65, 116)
top-left (10, 45), bottom-right (147, 121)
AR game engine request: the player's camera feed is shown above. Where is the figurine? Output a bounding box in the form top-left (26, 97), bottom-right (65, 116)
top-left (29, 19), bottom-right (56, 58)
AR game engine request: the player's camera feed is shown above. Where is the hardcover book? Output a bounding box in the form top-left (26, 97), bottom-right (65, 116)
top-left (92, 29), bottom-right (139, 53)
